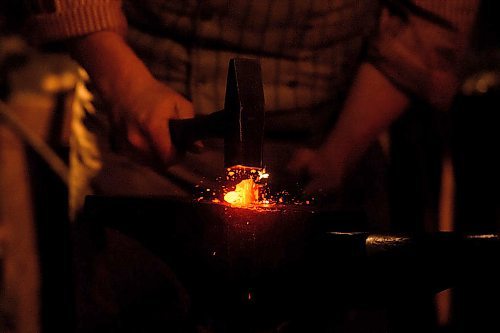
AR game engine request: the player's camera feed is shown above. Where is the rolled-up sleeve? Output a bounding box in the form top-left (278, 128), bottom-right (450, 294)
top-left (23, 0), bottom-right (127, 44)
top-left (368, 0), bottom-right (479, 110)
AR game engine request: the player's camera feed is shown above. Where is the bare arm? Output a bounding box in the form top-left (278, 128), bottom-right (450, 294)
top-left (289, 0), bottom-right (479, 193)
top-left (68, 31), bottom-right (193, 167)
top-left (23, 0), bottom-right (193, 167)
top-left (289, 63), bottom-right (408, 192)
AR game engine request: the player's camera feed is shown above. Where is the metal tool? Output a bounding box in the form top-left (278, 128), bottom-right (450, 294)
top-left (169, 58), bottom-right (265, 169)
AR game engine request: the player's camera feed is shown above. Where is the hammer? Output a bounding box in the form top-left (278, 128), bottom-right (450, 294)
top-left (169, 58), bottom-right (265, 169)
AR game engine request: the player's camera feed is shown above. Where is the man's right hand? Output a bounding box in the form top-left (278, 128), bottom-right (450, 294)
top-left (69, 31), bottom-right (194, 168)
top-left (112, 77), bottom-right (194, 167)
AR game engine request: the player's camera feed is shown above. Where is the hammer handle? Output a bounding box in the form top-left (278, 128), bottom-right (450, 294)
top-left (169, 110), bottom-right (227, 151)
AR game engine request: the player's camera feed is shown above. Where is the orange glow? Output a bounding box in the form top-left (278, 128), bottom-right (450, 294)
top-left (223, 166), bottom-right (269, 206)
top-left (196, 165), bottom-right (314, 207)
top-left (224, 178), bottom-right (259, 205)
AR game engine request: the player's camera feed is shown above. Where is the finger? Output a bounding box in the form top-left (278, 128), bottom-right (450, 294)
top-left (127, 126), bottom-right (152, 153)
top-left (121, 126), bottom-right (165, 167)
top-left (147, 121), bottom-right (176, 166)
top-left (188, 140), bottom-right (204, 154)
top-left (175, 97), bottom-right (194, 119)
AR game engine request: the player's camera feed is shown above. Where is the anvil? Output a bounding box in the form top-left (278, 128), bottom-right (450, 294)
top-left (169, 58), bottom-right (265, 169)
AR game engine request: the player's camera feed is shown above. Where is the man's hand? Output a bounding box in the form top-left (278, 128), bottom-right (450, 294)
top-left (287, 146), bottom-right (345, 194)
top-left (113, 78), bottom-right (194, 167)
top-left (69, 31), bottom-right (193, 168)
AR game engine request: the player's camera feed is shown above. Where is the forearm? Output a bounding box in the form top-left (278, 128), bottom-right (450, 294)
top-left (322, 0), bottom-right (480, 179)
top-left (321, 63), bottom-right (408, 170)
top-left (68, 31), bottom-right (194, 166)
top-left (68, 31), bottom-right (156, 110)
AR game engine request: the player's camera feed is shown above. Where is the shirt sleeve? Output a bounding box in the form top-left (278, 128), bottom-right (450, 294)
top-left (23, 0), bottom-right (127, 45)
top-left (367, 0), bottom-right (480, 110)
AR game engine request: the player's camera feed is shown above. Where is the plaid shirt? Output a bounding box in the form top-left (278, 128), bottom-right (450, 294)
top-left (23, 0), bottom-right (480, 220)
top-left (25, 0), bottom-right (479, 121)
top-left (124, 1), bottom-right (381, 135)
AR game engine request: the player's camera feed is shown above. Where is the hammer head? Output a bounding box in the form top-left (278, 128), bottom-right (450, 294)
top-left (224, 58), bottom-right (265, 169)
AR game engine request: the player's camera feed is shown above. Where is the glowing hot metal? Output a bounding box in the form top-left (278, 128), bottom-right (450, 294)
top-left (224, 179), bottom-right (259, 205)
top-left (223, 166), bottom-right (269, 206)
